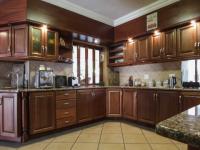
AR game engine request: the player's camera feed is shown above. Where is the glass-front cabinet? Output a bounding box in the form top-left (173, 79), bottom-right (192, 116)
top-left (29, 26), bottom-right (58, 59)
top-left (46, 30), bottom-right (58, 59)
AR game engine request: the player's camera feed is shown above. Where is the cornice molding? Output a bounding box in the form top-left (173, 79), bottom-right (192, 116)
top-left (42, 0), bottom-right (180, 27)
top-left (114, 0), bottom-right (180, 27)
top-left (42, 0), bottom-right (114, 26)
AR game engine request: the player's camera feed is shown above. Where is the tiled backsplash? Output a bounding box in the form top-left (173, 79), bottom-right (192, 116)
top-left (26, 61), bottom-right (73, 88)
top-left (115, 61), bottom-right (182, 87)
top-left (0, 62), bottom-right (24, 88)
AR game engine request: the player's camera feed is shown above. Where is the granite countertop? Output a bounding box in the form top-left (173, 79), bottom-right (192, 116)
top-left (1, 86), bottom-right (200, 93)
top-left (156, 105), bottom-right (200, 147)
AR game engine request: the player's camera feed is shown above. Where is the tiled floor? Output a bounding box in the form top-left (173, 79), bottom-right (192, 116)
top-left (0, 121), bottom-right (187, 150)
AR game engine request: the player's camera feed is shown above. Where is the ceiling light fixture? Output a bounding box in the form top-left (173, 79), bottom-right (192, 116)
top-left (154, 30), bottom-right (160, 36)
top-left (191, 20), bottom-right (197, 27)
top-left (128, 38), bottom-right (134, 43)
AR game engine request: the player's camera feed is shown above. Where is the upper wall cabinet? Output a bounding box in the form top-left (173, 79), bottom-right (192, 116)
top-left (29, 26), bottom-right (58, 60)
top-left (0, 27), bottom-right (11, 57)
top-left (151, 29), bottom-right (177, 61)
top-left (0, 24), bottom-right (58, 61)
top-left (136, 36), bottom-right (150, 63)
top-left (177, 24), bottom-right (199, 58)
top-left (124, 41), bottom-right (137, 65)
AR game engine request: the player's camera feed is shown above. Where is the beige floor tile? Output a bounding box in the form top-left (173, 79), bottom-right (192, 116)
top-left (175, 144), bottom-right (188, 150)
top-left (151, 144), bottom-right (178, 150)
top-left (142, 129), bottom-right (157, 136)
top-left (123, 134), bottom-right (147, 144)
top-left (45, 143), bottom-right (73, 150)
top-left (102, 126), bottom-right (122, 134)
top-left (0, 146), bottom-right (16, 150)
top-left (53, 133), bottom-right (80, 143)
top-left (17, 142), bottom-right (49, 150)
top-left (122, 126), bottom-right (142, 134)
top-left (71, 143), bottom-right (98, 150)
top-left (125, 144), bottom-right (152, 150)
top-left (104, 122), bottom-right (121, 127)
top-left (100, 134), bottom-right (123, 144)
top-left (145, 134), bottom-right (172, 144)
top-left (98, 144), bottom-right (125, 150)
top-left (171, 139), bottom-right (184, 145)
top-left (82, 128), bottom-right (102, 134)
top-left (77, 133), bottom-right (100, 143)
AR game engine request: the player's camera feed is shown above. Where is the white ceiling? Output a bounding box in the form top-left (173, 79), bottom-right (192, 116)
top-left (64, 0), bottom-right (157, 20)
top-left (42, 0), bottom-right (180, 26)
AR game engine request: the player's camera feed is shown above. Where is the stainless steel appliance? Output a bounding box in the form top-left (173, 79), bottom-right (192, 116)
top-left (35, 70), bottom-right (54, 88)
top-left (168, 75), bottom-right (177, 88)
top-left (55, 75), bottom-right (67, 88)
top-left (68, 77), bottom-right (80, 87)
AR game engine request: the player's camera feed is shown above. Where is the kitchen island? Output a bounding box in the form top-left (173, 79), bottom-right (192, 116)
top-left (156, 105), bottom-right (200, 150)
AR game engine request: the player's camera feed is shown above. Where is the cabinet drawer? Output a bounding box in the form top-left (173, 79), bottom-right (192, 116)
top-left (56, 116), bottom-right (76, 129)
top-left (56, 107), bottom-right (76, 119)
top-left (56, 100), bottom-right (76, 109)
top-left (56, 90), bottom-right (76, 100)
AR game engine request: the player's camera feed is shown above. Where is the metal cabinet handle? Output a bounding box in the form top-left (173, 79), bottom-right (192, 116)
top-left (198, 42), bottom-right (200, 49)
top-left (64, 112), bottom-right (69, 115)
top-left (195, 42), bottom-right (198, 49)
top-left (65, 121), bottom-right (70, 124)
top-left (179, 95), bottom-right (182, 104)
top-left (0, 98), bottom-right (2, 105)
top-left (64, 102), bottom-right (69, 105)
top-left (64, 93), bottom-right (69, 96)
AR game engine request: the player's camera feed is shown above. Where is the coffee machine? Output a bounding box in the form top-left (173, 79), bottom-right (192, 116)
top-left (168, 74), bottom-right (177, 88)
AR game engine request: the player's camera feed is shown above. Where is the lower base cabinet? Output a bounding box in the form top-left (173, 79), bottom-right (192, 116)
top-left (123, 89), bottom-right (137, 120)
top-left (29, 92), bottom-right (56, 135)
top-left (180, 92), bottom-right (200, 112)
top-left (156, 91), bottom-right (180, 123)
top-left (106, 89), bottom-right (122, 117)
top-left (0, 93), bottom-right (20, 139)
top-left (137, 90), bottom-right (156, 125)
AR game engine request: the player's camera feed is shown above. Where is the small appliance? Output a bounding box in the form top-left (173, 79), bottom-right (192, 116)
top-left (68, 77), bottom-right (80, 87)
top-left (35, 70), bottom-right (54, 88)
top-left (55, 75), bottom-right (67, 88)
top-left (168, 75), bottom-right (177, 88)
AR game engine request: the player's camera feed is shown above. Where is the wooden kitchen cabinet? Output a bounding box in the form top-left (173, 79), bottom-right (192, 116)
top-left (93, 89), bottom-right (106, 119)
top-left (151, 29), bottom-right (177, 61)
top-left (180, 92), bottom-right (200, 112)
top-left (29, 25), bottom-right (58, 59)
top-left (124, 41), bottom-right (137, 64)
top-left (136, 36), bottom-right (150, 63)
top-left (29, 92), bottom-right (55, 135)
top-left (12, 25), bottom-right (28, 57)
top-left (156, 91), bottom-right (180, 123)
top-left (0, 27), bottom-right (11, 57)
top-left (177, 24), bottom-right (198, 58)
top-left (56, 90), bottom-right (76, 129)
top-left (106, 89), bottom-right (122, 117)
top-left (0, 93), bottom-right (20, 139)
top-left (137, 90), bottom-right (156, 125)
top-left (77, 90), bottom-right (93, 123)
top-left (122, 89), bottom-right (137, 120)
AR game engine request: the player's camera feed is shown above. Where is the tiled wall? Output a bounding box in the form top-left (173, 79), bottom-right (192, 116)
top-left (27, 61), bottom-right (73, 88)
top-left (0, 62), bottom-right (24, 88)
top-left (115, 61), bottom-right (182, 86)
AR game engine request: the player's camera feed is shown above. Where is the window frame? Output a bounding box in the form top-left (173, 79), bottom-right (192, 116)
top-left (73, 43), bottom-right (102, 85)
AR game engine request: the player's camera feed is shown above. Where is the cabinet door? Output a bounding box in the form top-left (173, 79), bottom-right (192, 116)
top-left (136, 36), bottom-right (150, 63)
top-left (106, 89), bottom-right (122, 117)
top-left (29, 92), bottom-right (55, 135)
top-left (177, 25), bottom-right (198, 57)
top-left (29, 26), bottom-right (44, 57)
top-left (0, 93), bottom-right (19, 138)
top-left (77, 90), bottom-right (93, 123)
top-left (151, 33), bottom-right (162, 60)
top-left (0, 27), bottom-right (11, 57)
top-left (123, 89), bottom-right (137, 120)
top-left (45, 30), bottom-right (58, 59)
top-left (181, 92), bottom-right (200, 112)
top-left (124, 41), bottom-right (136, 64)
top-left (163, 29), bottom-right (177, 58)
top-left (12, 25), bottom-right (28, 57)
top-left (93, 89), bottom-right (106, 119)
top-left (156, 91), bottom-right (180, 123)
top-left (137, 90), bottom-right (156, 124)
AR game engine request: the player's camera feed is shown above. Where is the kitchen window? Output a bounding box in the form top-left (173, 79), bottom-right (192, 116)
top-left (181, 59), bottom-right (200, 82)
top-left (72, 45), bottom-right (101, 85)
